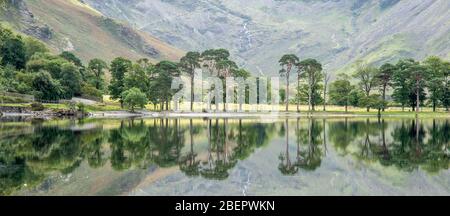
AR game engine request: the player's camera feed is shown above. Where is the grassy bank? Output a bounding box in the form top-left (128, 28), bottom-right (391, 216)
top-left (1, 102), bottom-right (448, 118)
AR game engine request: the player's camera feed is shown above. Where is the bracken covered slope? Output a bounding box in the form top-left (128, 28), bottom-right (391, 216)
top-left (0, 0), bottom-right (183, 62)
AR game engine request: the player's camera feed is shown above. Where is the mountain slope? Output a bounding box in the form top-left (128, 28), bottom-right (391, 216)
top-left (0, 0), bottom-right (183, 62)
top-left (84, 0), bottom-right (450, 76)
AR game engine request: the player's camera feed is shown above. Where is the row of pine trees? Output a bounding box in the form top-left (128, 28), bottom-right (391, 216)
top-left (1, 25), bottom-right (449, 113)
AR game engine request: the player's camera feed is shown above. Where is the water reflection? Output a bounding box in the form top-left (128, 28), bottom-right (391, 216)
top-left (327, 118), bottom-right (449, 173)
top-left (0, 117), bottom-right (449, 195)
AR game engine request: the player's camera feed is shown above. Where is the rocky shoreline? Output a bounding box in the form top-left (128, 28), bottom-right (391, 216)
top-left (0, 106), bottom-right (88, 120)
top-left (2, 107), bottom-right (449, 120)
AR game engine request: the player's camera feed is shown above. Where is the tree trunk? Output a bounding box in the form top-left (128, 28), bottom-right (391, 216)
top-left (286, 71), bottom-right (290, 112)
top-left (285, 119), bottom-right (289, 165)
top-left (208, 93), bottom-right (211, 111)
top-left (416, 80), bottom-right (420, 115)
top-left (323, 119), bottom-right (327, 155)
top-left (223, 83), bottom-right (227, 112)
top-left (190, 75), bottom-right (194, 112)
top-left (345, 104), bottom-right (348, 113)
top-left (433, 101), bottom-right (436, 112)
top-left (308, 79), bottom-right (312, 113)
top-left (367, 107), bottom-right (370, 112)
top-left (216, 97), bottom-right (220, 112)
top-left (323, 85), bottom-right (327, 112)
top-left (297, 75), bottom-right (300, 112)
top-left (382, 84), bottom-right (386, 112)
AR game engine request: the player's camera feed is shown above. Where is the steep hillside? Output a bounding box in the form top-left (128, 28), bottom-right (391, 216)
top-left (0, 0), bottom-right (183, 62)
top-left (84, 0), bottom-right (450, 76)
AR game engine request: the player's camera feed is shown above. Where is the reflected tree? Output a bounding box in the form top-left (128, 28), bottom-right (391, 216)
top-left (278, 119), bottom-right (298, 175)
top-left (296, 118), bottom-right (323, 171)
top-left (179, 119), bottom-right (201, 177)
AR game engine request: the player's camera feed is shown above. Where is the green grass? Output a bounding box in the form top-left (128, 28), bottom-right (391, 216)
top-left (84, 104), bottom-right (123, 112)
top-left (1, 102), bottom-right (448, 118)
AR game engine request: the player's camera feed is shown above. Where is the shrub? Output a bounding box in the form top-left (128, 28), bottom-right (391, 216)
top-left (76, 102), bottom-right (86, 113)
top-left (81, 84), bottom-right (103, 101)
top-left (65, 101), bottom-right (77, 112)
top-left (30, 102), bottom-right (45, 111)
top-left (122, 87), bottom-right (147, 112)
top-left (0, 95), bottom-right (29, 103)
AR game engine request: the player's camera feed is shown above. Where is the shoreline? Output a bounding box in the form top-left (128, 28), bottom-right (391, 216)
top-left (2, 110), bottom-right (449, 119)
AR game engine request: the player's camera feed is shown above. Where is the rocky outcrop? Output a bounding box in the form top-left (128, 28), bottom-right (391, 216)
top-left (99, 17), bottom-right (160, 58)
top-left (0, 106), bottom-right (31, 113)
top-left (1, 0), bottom-right (53, 41)
top-left (0, 106), bottom-right (90, 118)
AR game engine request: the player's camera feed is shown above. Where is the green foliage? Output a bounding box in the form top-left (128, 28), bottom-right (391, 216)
top-left (329, 74), bottom-right (353, 110)
top-left (109, 57), bottom-right (132, 105)
top-left (279, 88), bottom-right (286, 103)
top-left (32, 71), bottom-right (63, 101)
top-left (0, 36), bottom-right (26, 69)
top-left (359, 94), bottom-right (384, 112)
top-left (296, 83), bottom-right (323, 106)
top-left (76, 102), bottom-right (86, 113)
top-left (352, 61), bottom-right (379, 97)
top-left (0, 65), bottom-right (20, 92)
top-left (201, 49), bottom-right (230, 64)
top-left (149, 60), bottom-right (180, 110)
top-left (30, 102), bottom-right (45, 111)
top-left (124, 63), bottom-right (151, 95)
top-left (179, 51), bottom-right (201, 76)
top-left (392, 58), bottom-right (427, 110)
top-left (60, 63), bottom-right (82, 98)
top-left (65, 101), bottom-right (77, 112)
top-left (0, 94), bottom-right (29, 103)
top-left (0, 26), bottom-right (27, 70)
top-left (122, 87), bottom-right (148, 112)
top-left (297, 58), bottom-right (324, 110)
top-left (0, 33), bottom-right (89, 101)
top-left (423, 56), bottom-right (449, 110)
top-left (279, 54), bottom-right (299, 110)
top-left (87, 58), bottom-right (108, 90)
top-left (23, 37), bottom-right (49, 61)
top-left (279, 54), bottom-right (300, 68)
top-left (348, 88), bottom-right (365, 107)
top-left (81, 84), bottom-right (103, 100)
top-left (296, 120), bottom-right (324, 171)
top-left (232, 68), bottom-right (251, 78)
top-left (279, 54), bottom-right (299, 75)
top-left (26, 52), bottom-right (69, 79)
top-left (376, 63), bottom-right (395, 109)
top-left (216, 59), bottom-right (238, 78)
top-left (59, 51), bottom-right (83, 67)
top-left (14, 71), bottom-right (34, 93)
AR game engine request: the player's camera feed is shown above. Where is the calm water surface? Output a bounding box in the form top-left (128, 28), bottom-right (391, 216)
top-left (1, 117), bottom-right (449, 196)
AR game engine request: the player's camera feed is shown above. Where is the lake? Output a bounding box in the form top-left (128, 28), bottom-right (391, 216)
top-left (1, 117), bottom-right (449, 196)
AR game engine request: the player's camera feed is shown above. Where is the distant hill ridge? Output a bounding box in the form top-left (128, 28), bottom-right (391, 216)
top-left (83, 0), bottom-right (450, 76)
